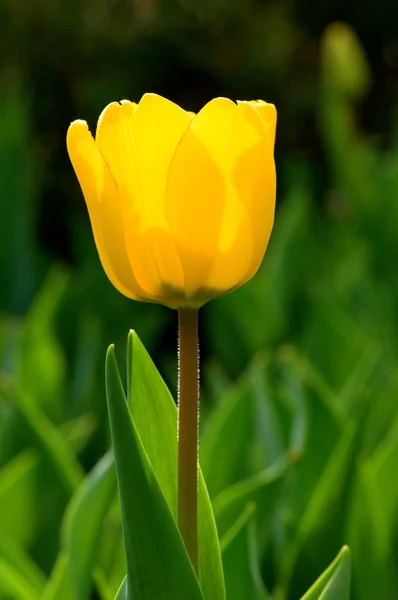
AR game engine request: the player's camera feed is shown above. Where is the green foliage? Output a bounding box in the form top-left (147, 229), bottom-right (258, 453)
top-left (63, 451), bottom-right (116, 599)
top-left (126, 332), bottom-right (225, 600)
top-left (221, 504), bottom-right (270, 600)
top-left (301, 546), bottom-right (351, 599)
top-left (105, 345), bottom-right (205, 600)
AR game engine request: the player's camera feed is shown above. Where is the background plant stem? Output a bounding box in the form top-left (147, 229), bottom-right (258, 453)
top-left (177, 308), bottom-right (199, 574)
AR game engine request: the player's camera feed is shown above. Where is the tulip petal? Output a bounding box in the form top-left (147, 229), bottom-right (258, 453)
top-left (235, 102), bottom-right (276, 283)
top-left (250, 100), bottom-right (277, 150)
top-left (130, 93), bottom-right (192, 234)
top-left (66, 120), bottom-right (147, 301)
top-left (165, 97), bottom-right (263, 303)
top-left (95, 97), bottom-right (191, 306)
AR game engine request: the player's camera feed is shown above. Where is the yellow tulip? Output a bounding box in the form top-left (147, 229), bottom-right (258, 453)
top-left (67, 94), bottom-right (276, 309)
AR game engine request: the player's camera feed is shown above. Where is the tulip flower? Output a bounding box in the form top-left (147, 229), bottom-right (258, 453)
top-left (67, 93), bottom-right (276, 310)
top-left (67, 93), bottom-right (276, 575)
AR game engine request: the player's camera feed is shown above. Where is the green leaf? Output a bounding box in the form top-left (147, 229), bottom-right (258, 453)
top-left (44, 454), bottom-right (121, 600)
top-left (275, 353), bottom-right (354, 593)
top-left (300, 546), bottom-right (351, 599)
top-left (126, 331), bottom-right (178, 511)
top-left (0, 558), bottom-right (40, 600)
top-left (93, 567), bottom-right (115, 600)
top-left (105, 345), bottom-right (205, 600)
top-left (279, 354), bottom-right (347, 533)
top-left (303, 293), bottom-right (374, 394)
top-left (127, 331), bottom-right (225, 600)
top-left (114, 577), bottom-right (127, 600)
top-left (0, 380), bottom-right (83, 496)
top-left (298, 426), bottom-right (355, 541)
top-left (248, 358), bottom-right (286, 467)
top-left (41, 554), bottom-right (74, 600)
top-left (59, 414), bottom-right (97, 456)
top-left (284, 424), bottom-right (356, 588)
top-left (365, 415), bottom-right (398, 553)
top-left (0, 451), bottom-right (38, 548)
top-left (19, 267), bottom-right (68, 420)
top-left (213, 460), bottom-right (287, 541)
top-left (337, 340), bottom-right (382, 417)
top-left (97, 508), bottom-right (126, 599)
top-left (221, 504), bottom-right (270, 600)
top-left (201, 380), bottom-right (253, 498)
top-left (346, 464), bottom-right (398, 600)
top-left (63, 451), bottom-right (116, 599)
top-left (0, 531), bottom-right (45, 599)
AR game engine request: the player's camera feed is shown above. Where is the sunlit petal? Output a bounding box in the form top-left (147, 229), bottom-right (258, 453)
top-left (95, 99), bottom-right (188, 305)
top-left (165, 97), bottom-right (264, 302)
top-left (249, 100), bottom-right (277, 149)
top-left (236, 102), bottom-right (276, 283)
top-left (66, 120), bottom-right (148, 301)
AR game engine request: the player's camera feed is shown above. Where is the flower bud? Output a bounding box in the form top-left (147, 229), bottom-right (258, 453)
top-left (67, 94), bottom-right (276, 308)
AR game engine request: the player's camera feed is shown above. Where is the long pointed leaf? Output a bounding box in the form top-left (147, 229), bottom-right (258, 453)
top-left (127, 331), bottom-right (225, 600)
top-left (63, 451), bottom-right (116, 599)
top-left (105, 345), bottom-right (204, 600)
top-left (301, 546), bottom-right (351, 600)
top-left (221, 504), bottom-right (270, 600)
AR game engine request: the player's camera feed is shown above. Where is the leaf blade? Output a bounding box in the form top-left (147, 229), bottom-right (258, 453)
top-left (106, 345), bottom-right (204, 600)
top-left (127, 331), bottom-right (225, 600)
top-left (300, 546), bottom-right (351, 600)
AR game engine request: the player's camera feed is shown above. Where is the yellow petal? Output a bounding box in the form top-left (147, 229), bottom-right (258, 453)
top-left (236, 102), bottom-right (276, 283)
top-left (131, 93), bottom-right (192, 233)
top-left (249, 100), bottom-right (277, 149)
top-left (66, 120), bottom-right (147, 301)
top-left (165, 97), bottom-right (263, 303)
top-left (95, 96), bottom-right (191, 306)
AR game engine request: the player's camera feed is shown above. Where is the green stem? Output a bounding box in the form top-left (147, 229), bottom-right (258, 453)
top-left (177, 308), bottom-right (199, 574)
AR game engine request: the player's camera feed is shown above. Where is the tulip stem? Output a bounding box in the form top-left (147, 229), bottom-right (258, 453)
top-left (177, 308), bottom-right (199, 575)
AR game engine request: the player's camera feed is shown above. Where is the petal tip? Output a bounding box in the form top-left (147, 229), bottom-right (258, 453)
top-left (67, 120), bottom-right (92, 149)
top-left (67, 119), bottom-right (89, 135)
top-left (136, 92), bottom-right (188, 116)
top-left (204, 96), bottom-right (237, 108)
top-left (97, 101), bottom-right (123, 131)
top-left (120, 99), bottom-right (138, 118)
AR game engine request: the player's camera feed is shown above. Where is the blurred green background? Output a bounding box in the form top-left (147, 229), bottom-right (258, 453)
top-left (1, 1), bottom-right (398, 599)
